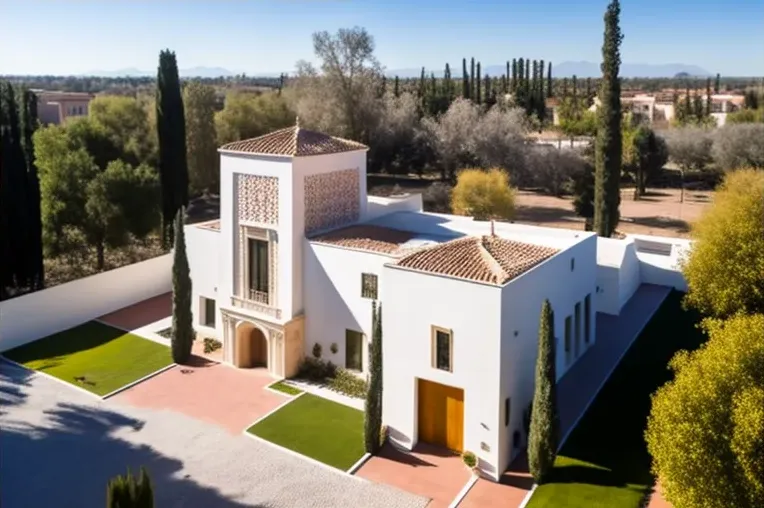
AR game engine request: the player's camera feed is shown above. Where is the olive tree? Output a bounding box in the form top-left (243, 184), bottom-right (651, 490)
top-left (711, 123), bottom-right (764, 172)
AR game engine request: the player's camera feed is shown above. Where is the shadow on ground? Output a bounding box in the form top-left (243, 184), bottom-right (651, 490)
top-left (0, 365), bottom-right (264, 508)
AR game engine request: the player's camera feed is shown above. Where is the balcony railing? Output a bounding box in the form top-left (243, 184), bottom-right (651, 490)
top-left (231, 290), bottom-right (281, 320)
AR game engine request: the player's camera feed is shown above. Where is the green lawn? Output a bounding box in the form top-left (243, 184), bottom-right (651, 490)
top-left (527, 291), bottom-right (707, 508)
top-left (247, 393), bottom-right (365, 470)
top-left (3, 320), bottom-right (173, 396)
top-left (268, 380), bottom-right (304, 396)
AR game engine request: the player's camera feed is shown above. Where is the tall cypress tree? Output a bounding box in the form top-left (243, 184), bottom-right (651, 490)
top-left (593, 0), bottom-right (623, 238)
top-left (525, 58), bottom-right (531, 87)
top-left (539, 60), bottom-right (545, 105)
top-left (517, 59), bottom-right (525, 94)
top-left (547, 61), bottom-right (553, 98)
top-left (714, 73), bottom-right (721, 94)
top-left (572, 75), bottom-right (578, 98)
top-left (476, 62), bottom-right (482, 104)
top-left (171, 207), bottom-right (194, 364)
top-left (157, 49), bottom-right (189, 248)
top-left (585, 77), bottom-right (593, 106)
top-left (18, 88), bottom-right (44, 290)
top-left (394, 75), bottom-right (400, 98)
top-left (0, 83), bottom-right (30, 295)
top-left (484, 74), bottom-right (492, 107)
top-left (444, 63), bottom-right (452, 101)
top-left (506, 61), bottom-right (511, 92)
top-left (705, 77), bottom-right (712, 116)
top-left (511, 59), bottom-right (518, 93)
top-left (470, 58), bottom-right (476, 100)
top-left (462, 58), bottom-right (470, 99)
top-left (528, 299), bottom-right (560, 484)
top-left (364, 301), bottom-right (384, 455)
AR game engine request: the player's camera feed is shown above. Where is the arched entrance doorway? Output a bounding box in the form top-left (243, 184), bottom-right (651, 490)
top-left (234, 322), bottom-right (268, 368)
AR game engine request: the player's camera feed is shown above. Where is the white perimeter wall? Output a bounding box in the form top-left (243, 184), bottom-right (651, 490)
top-left (186, 225), bottom-right (221, 337)
top-left (498, 235), bottom-right (598, 476)
top-left (632, 235), bottom-right (690, 292)
top-left (303, 242), bottom-right (390, 372)
top-left (364, 194), bottom-right (423, 222)
top-left (381, 264), bottom-right (503, 479)
top-left (596, 238), bottom-right (641, 315)
top-left (0, 254), bottom-right (172, 352)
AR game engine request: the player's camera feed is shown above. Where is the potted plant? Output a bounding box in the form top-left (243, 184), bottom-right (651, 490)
top-left (462, 450), bottom-right (479, 475)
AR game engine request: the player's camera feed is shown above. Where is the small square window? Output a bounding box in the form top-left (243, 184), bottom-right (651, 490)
top-left (361, 273), bottom-right (378, 299)
top-left (432, 326), bottom-right (452, 372)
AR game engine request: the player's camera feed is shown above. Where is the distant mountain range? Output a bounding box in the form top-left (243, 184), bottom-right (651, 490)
top-left (387, 61), bottom-right (712, 79)
top-left (83, 61), bottom-right (711, 79)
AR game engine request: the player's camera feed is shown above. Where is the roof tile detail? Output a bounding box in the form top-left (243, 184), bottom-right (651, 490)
top-left (219, 125), bottom-right (368, 157)
top-left (396, 236), bottom-right (558, 285)
top-left (310, 225), bottom-right (417, 256)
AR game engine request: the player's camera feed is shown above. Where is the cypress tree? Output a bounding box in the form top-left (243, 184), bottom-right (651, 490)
top-left (484, 74), bottom-right (492, 107)
top-left (528, 299), bottom-right (560, 484)
top-left (714, 73), bottom-right (721, 94)
top-left (539, 60), bottom-right (545, 105)
top-left (107, 467), bottom-right (154, 508)
top-left (462, 58), bottom-right (470, 99)
top-left (506, 61), bottom-right (510, 92)
top-left (585, 77), bottom-right (593, 106)
top-left (705, 77), bottom-right (712, 116)
top-left (394, 75), bottom-right (400, 98)
top-left (517, 59), bottom-right (525, 94)
top-left (562, 78), bottom-right (569, 98)
top-left (547, 61), bottom-right (553, 98)
top-left (470, 58), bottom-right (476, 100)
top-left (476, 62), bottom-right (482, 104)
top-left (572, 75), bottom-right (578, 98)
top-left (0, 83), bottom-right (30, 295)
top-left (511, 59), bottom-right (518, 93)
top-left (18, 88), bottom-right (44, 290)
top-left (364, 301), bottom-right (384, 455)
top-left (157, 49), bottom-right (189, 249)
top-left (525, 58), bottom-right (531, 88)
top-left (171, 207), bottom-right (194, 364)
top-left (593, 0), bottom-right (623, 238)
top-left (444, 63), bottom-right (452, 101)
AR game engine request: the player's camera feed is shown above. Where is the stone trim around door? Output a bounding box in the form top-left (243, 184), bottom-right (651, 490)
top-left (221, 310), bottom-right (286, 378)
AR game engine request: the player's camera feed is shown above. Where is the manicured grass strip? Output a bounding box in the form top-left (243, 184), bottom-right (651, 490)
top-left (527, 291), bottom-right (707, 508)
top-left (247, 393), bottom-right (364, 470)
top-left (268, 380), bottom-right (303, 396)
top-left (4, 321), bottom-right (173, 396)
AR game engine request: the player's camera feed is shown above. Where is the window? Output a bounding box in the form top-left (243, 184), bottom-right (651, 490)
top-left (574, 302), bottom-right (582, 355)
top-left (345, 330), bottom-right (364, 371)
top-left (202, 297), bottom-right (216, 328)
top-left (570, 258), bottom-right (575, 271)
top-left (432, 326), bottom-right (453, 372)
top-left (584, 294), bottom-right (591, 343)
top-left (361, 273), bottom-right (378, 299)
top-left (247, 237), bottom-right (269, 300)
top-left (564, 316), bottom-right (572, 353)
top-left (505, 397), bottom-right (511, 427)
top-left (78, 106), bottom-right (83, 115)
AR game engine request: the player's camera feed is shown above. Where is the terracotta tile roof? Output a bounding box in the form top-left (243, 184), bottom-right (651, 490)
top-left (310, 225), bottom-right (418, 256)
top-left (219, 124), bottom-right (368, 157)
top-left (395, 236), bottom-right (558, 285)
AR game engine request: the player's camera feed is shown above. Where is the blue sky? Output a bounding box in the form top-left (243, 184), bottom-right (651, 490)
top-left (2, 0), bottom-right (763, 76)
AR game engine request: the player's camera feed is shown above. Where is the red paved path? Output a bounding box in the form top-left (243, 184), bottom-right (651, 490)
top-left (98, 293), bottom-right (172, 331)
top-left (112, 356), bottom-right (284, 434)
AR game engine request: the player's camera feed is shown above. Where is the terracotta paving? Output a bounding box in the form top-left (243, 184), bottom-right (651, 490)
top-left (459, 454), bottom-right (532, 508)
top-left (111, 356), bottom-right (285, 434)
top-left (356, 442), bottom-right (471, 508)
top-left (646, 482), bottom-right (672, 508)
top-left (98, 293), bottom-right (172, 331)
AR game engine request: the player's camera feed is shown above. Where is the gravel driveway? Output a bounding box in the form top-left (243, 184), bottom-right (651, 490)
top-left (0, 361), bottom-right (428, 508)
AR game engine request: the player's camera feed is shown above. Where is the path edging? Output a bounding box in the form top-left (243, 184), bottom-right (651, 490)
top-left (101, 363), bottom-right (178, 400)
top-left (346, 453), bottom-right (371, 475)
top-left (517, 484), bottom-right (537, 508)
top-left (448, 473), bottom-right (480, 508)
top-left (0, 355), bottom-right (103, 400)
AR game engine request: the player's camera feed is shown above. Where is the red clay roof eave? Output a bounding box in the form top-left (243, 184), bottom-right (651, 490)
top-left (217, 147), bottom-right (370, 158)
top-left (308, 239), bottom-right (405, 258)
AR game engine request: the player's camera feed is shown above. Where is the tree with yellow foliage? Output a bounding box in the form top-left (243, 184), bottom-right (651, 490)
top-left (645, 313), bottom-right (764, 508)
top-left (451, 168), bottom-right (515, 221)
top-left (681, 168), bottom-right (764, 319)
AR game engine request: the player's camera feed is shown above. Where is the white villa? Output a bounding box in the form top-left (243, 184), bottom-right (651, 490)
top-left (184, 123), bottom-right (689, 481)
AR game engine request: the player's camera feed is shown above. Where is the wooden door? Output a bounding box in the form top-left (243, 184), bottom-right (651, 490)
top-left (418, 379), bottom-right (464, 452)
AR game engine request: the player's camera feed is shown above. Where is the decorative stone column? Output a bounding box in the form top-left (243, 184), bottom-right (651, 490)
top-left (222, 313), bottom-right (236, 364)
top-left (270, 329), bottom-right (284, 377)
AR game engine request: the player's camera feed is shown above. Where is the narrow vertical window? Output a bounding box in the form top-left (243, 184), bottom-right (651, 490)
top-left (432, 327), bottom-right (453, 372)
top-left (345, 330), bottom-right (363, 371)
top-left (584, 294), bottom-right (591, 343)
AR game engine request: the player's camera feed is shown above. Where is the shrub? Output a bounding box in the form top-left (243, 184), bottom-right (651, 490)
top-left (711, 123), bottom-right (764, 171)
top-left (107, 467), bottom-right (153, 508)
top-left (451, 168), bottom-right (515, 220)
top-left (311, 342), bottom-right (322, 359)
top-left (526, 146), bottom-right (586, 197)
top-left (462, 451), bottom-right (478, 469)
top-left (296, 356), bottom-right (337, 381)
top-left (329, 368), bottom-right (368, 399)
top-left (329, 342), bottom-right (338, 355)
top-left (203, 337), bottom-right (222, 354)
top-left (422, 182), bottom-right (452, 214)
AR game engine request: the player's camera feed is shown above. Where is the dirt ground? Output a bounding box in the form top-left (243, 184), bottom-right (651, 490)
top-left (514, 188), bottom-right (712, 238)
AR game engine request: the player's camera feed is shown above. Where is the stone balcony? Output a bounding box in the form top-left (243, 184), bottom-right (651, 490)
top-left (230, 290), bottom-right (282, 320)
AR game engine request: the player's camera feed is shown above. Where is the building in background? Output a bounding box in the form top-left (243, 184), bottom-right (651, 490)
top-left (33, 90), bottom-right (94, 125)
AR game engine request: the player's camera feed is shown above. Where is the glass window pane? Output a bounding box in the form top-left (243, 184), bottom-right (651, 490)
top-left (436, 330), bottom-right (451, 371)
top-left (346, 330), bottom-right (363, 371)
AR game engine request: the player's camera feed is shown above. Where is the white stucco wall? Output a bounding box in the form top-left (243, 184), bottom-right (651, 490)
top-left (596, 237), bottom-right (640, 315)
top-left (631, 235), bottom-right (690, 292)
top-left (0, 254), bottom-right (171, 352)
top-left (303, 241), bottom-right (390, 372)
top-left (186, 224), bottom-right (220, 337)
top-left (365, 194), bottom-right (423, 222)
top-left (381, 264), bottom-right (503, 479)
top-left (497, 235), bottom-right (598, 476)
